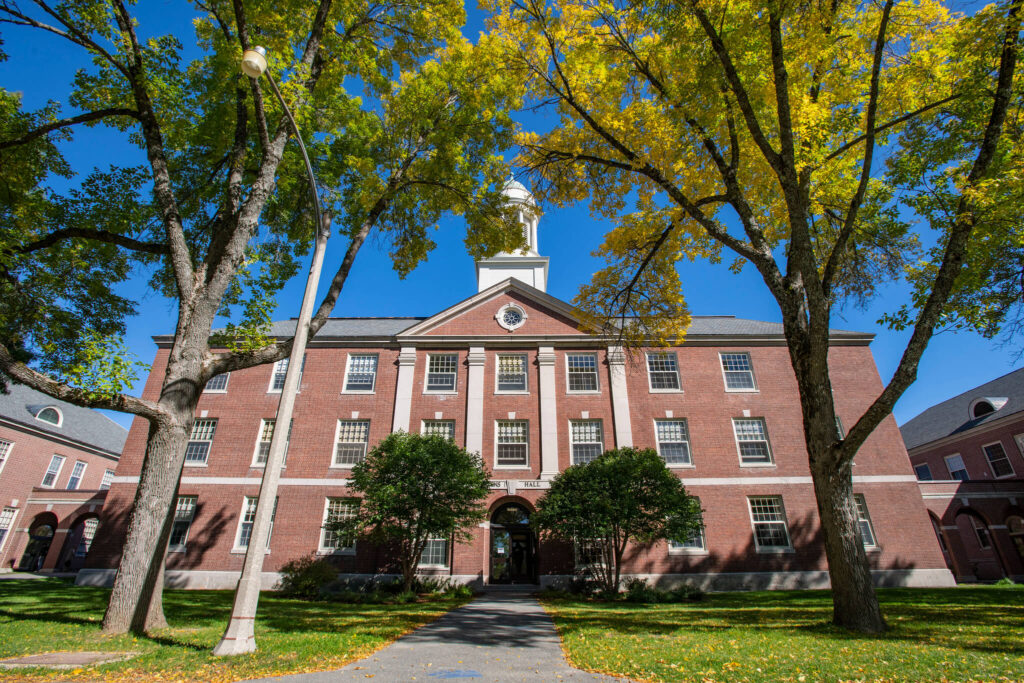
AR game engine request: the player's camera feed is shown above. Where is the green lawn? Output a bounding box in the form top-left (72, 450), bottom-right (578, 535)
top-left (542, 587), bottom-right (1024, 682)
top-left (0, 578), bottom-right (469, 682)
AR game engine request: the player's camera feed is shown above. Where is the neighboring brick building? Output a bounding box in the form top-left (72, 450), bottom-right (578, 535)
top-left (0, 383), bottom-right (126, 573)
top-left (80, 182), bottom-right (953, 590)
top-left (902, 368), bottom-right (1024, 582)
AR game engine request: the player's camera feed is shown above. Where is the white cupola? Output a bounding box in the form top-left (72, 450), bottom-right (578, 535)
top-left (475, 178), bottom-right (550, 292)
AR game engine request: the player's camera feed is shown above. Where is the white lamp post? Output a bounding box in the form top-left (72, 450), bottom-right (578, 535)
top-left (213, 46), bottom-right (330, 656)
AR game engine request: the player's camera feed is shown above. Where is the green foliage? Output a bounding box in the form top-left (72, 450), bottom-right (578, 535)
top-left (534, 448), bottom-right (702, 594)
top-left (55, 331), bottom-right (149, 401)
top-left (331, 431), bottom-right (491, 590)
top-left (276, 555), bottom-right (339, 600)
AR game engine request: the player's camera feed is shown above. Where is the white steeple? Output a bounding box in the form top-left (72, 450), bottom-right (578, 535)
top-left (476, 178), bottom-right (550, 292)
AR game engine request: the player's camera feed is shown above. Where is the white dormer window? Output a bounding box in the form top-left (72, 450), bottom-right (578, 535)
top-left (36, 406), bottom-right (62, 427)
top-left (969, 397), bottom-right (1007, 419)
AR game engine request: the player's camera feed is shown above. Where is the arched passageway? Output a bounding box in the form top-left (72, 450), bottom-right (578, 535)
top-left (489, 502), bottom-right (537, 584)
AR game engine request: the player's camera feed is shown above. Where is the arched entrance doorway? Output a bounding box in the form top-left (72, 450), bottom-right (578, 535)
top-left (18, 516), bottom-right (56, 571)
top-left (490, 502), bottom-right (537, 584)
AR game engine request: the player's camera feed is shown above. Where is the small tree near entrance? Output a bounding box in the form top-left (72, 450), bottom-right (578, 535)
top-left (329, 432), bottom-right (491, 592)
top-left (534, 448), bottom-right (701, 594)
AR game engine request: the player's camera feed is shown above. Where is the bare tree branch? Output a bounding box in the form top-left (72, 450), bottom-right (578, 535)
top-left (0, 108), bottom-right (139, 150)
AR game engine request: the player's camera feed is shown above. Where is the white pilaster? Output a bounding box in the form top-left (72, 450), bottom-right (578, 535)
top-left (465, 347), bottom-right (486, 455)
top-left (537, 346), bottom-right (559, 477)
top-left (607, 346), bottom-right (633, 448)
top-left (391, 347), bottom-right (418, 433)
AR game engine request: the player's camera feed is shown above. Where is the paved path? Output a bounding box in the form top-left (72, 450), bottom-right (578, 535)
top-left (251, 592), bottom-right (623, 682)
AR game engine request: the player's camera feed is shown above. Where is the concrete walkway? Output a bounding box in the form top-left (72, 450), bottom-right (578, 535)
top-left (250, 592), bottom-right (624, 682)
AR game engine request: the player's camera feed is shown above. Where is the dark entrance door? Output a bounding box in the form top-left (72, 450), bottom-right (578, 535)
top-left (18, 524), bottom-right (54, 571)
top-left (489, 503), bottom-right (537, 584)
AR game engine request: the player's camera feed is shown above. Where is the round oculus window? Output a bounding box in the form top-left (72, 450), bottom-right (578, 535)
top-left (496, 304), bottom-right (527, 331)
top-left (503, 309), bottom-right (523, 327)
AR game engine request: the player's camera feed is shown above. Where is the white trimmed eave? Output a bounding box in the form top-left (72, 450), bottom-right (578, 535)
top-left (0, 416), bottom-right (121, 461)
top-left (906, 409), bottom-right (1024, 456)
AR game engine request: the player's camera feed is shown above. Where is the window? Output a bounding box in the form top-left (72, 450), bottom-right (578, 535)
top-left (419, 537), bottom-right (449, 567)
top-left (0, 439), bottom-right (11, 475)
top-left (204, 373), bottom-right (229, 392)
top-left (41, 455), bottom-right (65, 488)
top-left (169, 496), bottom-right (197, 550)
top-left (748, 496), bottom-right (792, 550)
top-left (655, 419), bottom-right (692, 466)
top-left (99, 469), bottom-right (115, 490)
top-left (669, 497), bottom-right (706, 552)
top-left (321, 498), bottom-right (358, 553)
top-left (253, 419), bottom-right (292, 467)
top-left (333, 420), bottom-right (370, 466)
top-left (422, 420), bottom-right (455, 440)
top-left (566, 353), bottom-right (599, 392)
top-left (185, 419), bottom-right (217, 465)
top-left (854, 494), bottom-right (877, 548)
top-left (426, 353), bottom-right (458, 392)
top-left (970, 516), bottom-right (992, 549)
top-left (574, 538), bottom-right (606, 568)
top-left (268, 355), bottom-right (305, 392)
top-left (0, 507), bottom-right (16, 549)
top-left (720, 352), bottom-right (757, 391)
top-left (236, 496), bottom-right (277, 549)
top-left (66, 461), bottom-right (87, 490)
top-left (914, 463), bottom-right (933, 481)
top-left (983, 442), bottom-right (1014, 478)
top-left (570, 420), bottom-right (603, 465)
top-left (75, 518), bottom-right (99, 557)
top-left (944, 454), bottom-right (968, 481)
top-left (646, 352), bottom-right (680, 390)
top-left (496, 353), bottom-right (528, 392)
top-left (835, 416), bottom-right (845, 440)
top-left (496, 420), bottom-right (529, 467)
top-left (36, 406), bottom-right (62, 426)
top-left (733, 418), bottom-right (773, 465)
top-left (973, 401), bottom-right (995, 418)
top-left (344, 354), bottom-right (378, 392)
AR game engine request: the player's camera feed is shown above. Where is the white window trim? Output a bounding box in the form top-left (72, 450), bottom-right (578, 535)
top-left (420, 419), bottom-right (456, 440)
top-left (854, 494), bottom-right (879, 551)
top-left (668, 500), bottom-right (707, 555)
top-left (732, 417), bottom-right (775, 467)
top-left (342, 353), bottom-right (378, 394)
top-left (418, 536), bottom-right (450, 568)
top-left (748, 496), bottom-right (794, 553)
top-left (41, 454), bottom-right (66, 488)
top-left (231, 496), bottom-right (275, 554)
top-left (565, 352), bottom-right (600, 394)
top-left (645, 351), bottom-right (683, 393)
top-left (251, 419), bottom-right (290, 468)
top-left (168, 496), bottom-right (197, 553)
top-left (267, 356), bottom-right (304, 394)
top-left (719, 352), bottom-right (758, 393)
top-left (203, 373), bottom-right (230, 393)
top-left (569, 419), bottom-right (604, 465)
top-left (183, 419), bottom-right (216, 468)
top-left (0, 439), bottom-right (13, 478)
top-left (913, 463), bottom-right (932, 481)
top-left (0, 507), bottom-right (21, 553)
top-left (66, 461), bottom-right (87, 490)
top-left (654, 418), bottom-right (694, 469)
top-left (494, 353), bottom-right (530, 394)
top-left (35, 406), bottom-right (63, 427)
top-left (494, 419), bottom-right (529, 470)
top-left (981, 440), bottom-right (1015, 479)
top-left (329, 419), bottom-right (370, 469)
top-left (318, 497), bottom-right (357, 555)
top-left (944, 453), bottom-right (968, 481)
top-left (423, 352), bottom-right (459, 395)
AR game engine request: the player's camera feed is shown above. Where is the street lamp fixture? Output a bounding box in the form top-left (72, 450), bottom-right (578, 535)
top-left (213, 46), bottom-right (330, 657)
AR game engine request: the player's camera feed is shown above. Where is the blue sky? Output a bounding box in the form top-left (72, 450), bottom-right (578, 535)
top-left (1, 1), bottom-right (1019, 431)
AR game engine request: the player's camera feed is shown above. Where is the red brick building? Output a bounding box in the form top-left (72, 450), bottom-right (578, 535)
top-left (81, 183), bottom-right (953, 590)
top-left (902, 367), bottom-right (1024, 582)
top-left (0, 384), bottom-right (125, 573)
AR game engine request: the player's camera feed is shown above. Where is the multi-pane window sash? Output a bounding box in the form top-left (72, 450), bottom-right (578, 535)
top-left (945, 454), bottom-right (969, 481)
top-left (169, 496), bottom-right (197, 548)
top-left (983, 443), bottom-right (1014, 478)
top-left (496, 420), bottom-right (528, 467)
top-left (204, 373), bottom-right (229, 392)
top-left (270, 355), bottom-right (305, 392)
top-left (237, 496), bottom-right (277, 549)
top-left (497, 354), bottom-right (528, 392)
top-left (656, 419), bottom-right (692, 466)
top-left (75, 518), bottom-right (99, 557)
top-left (99, 469), bottom-right (115, 490)
top-left (185, 419), bottom-right (217, 464)
top-left (422, 420), bottom-right (455, 440)
top-left (914, 463), bottom-right (933, 481)
top-left (970, 516), bottom-right (992, 549)
top-left (0, 439), bottom-right (11, 473)
top-left (41, 455), bottom-right (64, 487)
top-left (426, 354), bottom-right (458, 392)
top-left (570, 420), bottom-right (603, 465)
top-left (66, 461), bottom-right (86, 490)
top-left (334, 420), bottom-right (370, 466)
top-left (670, 496), bottom-right (705, 550)
top-left (566, 353), bottom-right (598, 392)
top-left (721, 353), bottom-right (756, 390)
top-left (853, 494), bottom-right (877, 547)
top-left (322, 498), bottom-right (358, 552)
top-left (647, 352), bottom-right (680, 390)
top-left (0, 507), bottom-right (16, 548)
top-left (574, 538), bottom-right (605, 567)
top-left (733, 418), bottom-right (773, 464)
top-left (255, 419), bottom-right (292, 466)
top-left (748, 496), bottom-right (791, 549)
top-left (344, 354), bottom-right (378, 392)
top-left (420, 537), bottom-right (448, 567)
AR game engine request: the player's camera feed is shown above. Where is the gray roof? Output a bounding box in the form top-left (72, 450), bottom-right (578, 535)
top-left (267, 317), bottom-right (425, 338)
top-left (0, 383), bottom-right (127, 456)
top-left (900, 367), bottom-right (1024, 450)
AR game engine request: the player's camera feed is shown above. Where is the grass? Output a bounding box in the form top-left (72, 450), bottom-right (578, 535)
top-left (0, 578), bottom-right (471, 682)
top-left (542, 586), bottom-right (1024, 682)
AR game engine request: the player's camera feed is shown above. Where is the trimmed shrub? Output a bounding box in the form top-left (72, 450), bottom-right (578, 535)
top-left (277, 555), bottom-right (338, 599)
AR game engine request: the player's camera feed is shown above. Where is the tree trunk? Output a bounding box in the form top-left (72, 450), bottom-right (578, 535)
top-left (810, 459), bottom-right (886, 633)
